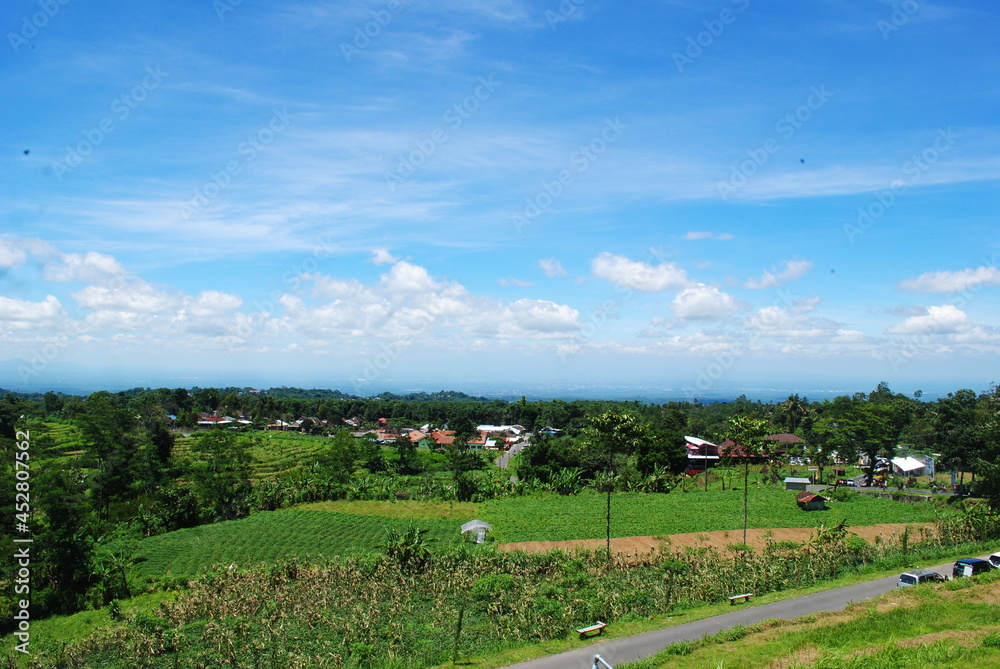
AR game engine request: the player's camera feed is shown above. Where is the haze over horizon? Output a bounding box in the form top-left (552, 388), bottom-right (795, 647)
top-left (2, 1), bottom-right (999, 399)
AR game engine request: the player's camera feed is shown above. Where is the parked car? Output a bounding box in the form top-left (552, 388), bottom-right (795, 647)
top-left (897, 568), bottom-right (946, 588)
top-left (836, 478), bottom-right (858, 487)
top-left (988, 553), bottom-right (1000, 569)
top-left (953, 558), bottom-right (991, 578)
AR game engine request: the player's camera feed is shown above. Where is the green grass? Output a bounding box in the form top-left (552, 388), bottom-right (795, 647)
top-left (480, 488), bottom-right (937, 543)
top-left (295, 499), bottom-right (480, 521)
top-left (129, 508), bottom-right (462, 580)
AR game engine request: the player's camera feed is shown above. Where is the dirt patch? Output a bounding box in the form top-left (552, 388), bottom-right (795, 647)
top-left (767, 645), bottom-right (820, 669)
top-left (498, 523), bottom-right (931, 556)
top-left (896, 629), bottom-right (979, 649)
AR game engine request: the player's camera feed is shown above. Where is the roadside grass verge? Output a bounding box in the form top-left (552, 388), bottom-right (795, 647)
top-left (430, 540), bottom-right (1000, 669)
top-left (619, 568), bottom-right (1000, 669)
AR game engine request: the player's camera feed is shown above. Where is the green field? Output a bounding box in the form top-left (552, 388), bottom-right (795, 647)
top-left (128, 489), bottom-right (937, 581)
top-left (479, 488), bottom-right (937, 543)
top-left (130, 509), bottom-right (462, 580)
top-left (297, 499), bottom-right (479, 520)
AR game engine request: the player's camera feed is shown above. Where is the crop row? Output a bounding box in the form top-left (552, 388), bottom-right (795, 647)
top-left (479, 488), bottom-right (937, 543)
top-left (131, 509), bottom-right (460, 580)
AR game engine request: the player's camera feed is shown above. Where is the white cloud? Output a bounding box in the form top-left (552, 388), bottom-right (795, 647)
top-left (746, 306), bottom-right (862, 341)
top-left (370, 248), bottom-right (399, 265)
top-left (499, 277), bottom-right (533, 287)
top-left (0, 240), bottom-right (27, 268)
top-left (886, 304), bottom-right (972, 335)
top-left (71, 282), bottom-right (176, 314)
top-left (277, 262), bottom-right (579, 344)
top-left (745, 259), bottom-right (813, 289)
top-left (684, 231), bottom-right (733, 241)
top-left (670, 284), bottom-right (738, 320)
top-left (898, 266), bottom-right (1000, 293)
top-left (0, 295), bottom-right (64, 323)
top-left (186, 291), bottom-right (243, 317)
top-left (42, 250), bottom-right (126, 284)
top-left (539, 258), bottom-right (566, 278)
top-left (591, 252), bottom-right (689, 291)
top-left (501, 299), bottom-right (580, 335)
top-left (308, 275), bottom-right (377, 303)
top-left (380, 261), bottom-right (443, 294)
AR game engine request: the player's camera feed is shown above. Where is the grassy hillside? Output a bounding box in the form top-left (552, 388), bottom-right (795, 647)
top-left (621, 569), bottom-right (1000, 669)
top-left (130, 508), bottom-right (462, 581)
top-left (480, 488), bottom-right (937, 543)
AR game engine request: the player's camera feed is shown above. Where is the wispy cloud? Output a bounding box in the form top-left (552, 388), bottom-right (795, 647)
top-left (899, 266), bottom-right (1000, 293)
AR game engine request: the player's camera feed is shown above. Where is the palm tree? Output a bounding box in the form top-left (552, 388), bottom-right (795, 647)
top-left (780, 394), bottom-right (807, 433)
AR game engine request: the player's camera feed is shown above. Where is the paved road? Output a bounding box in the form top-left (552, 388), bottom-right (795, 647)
top-left (504, 558), bottom-right (977, 668)
top-left (497, 434), bottom-right (530, 470)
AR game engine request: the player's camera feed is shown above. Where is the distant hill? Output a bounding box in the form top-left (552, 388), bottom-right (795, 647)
top-left (371, 389), bottom-right (493, 402)
top-left (259, 387), bottom-right (358, 400)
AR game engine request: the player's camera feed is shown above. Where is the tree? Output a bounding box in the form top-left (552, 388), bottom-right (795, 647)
top-left (778, 394), bottom-right (808, 433)
top-left (722, 415), bottom-right (773, 545)
top-left (815, 403), bottom-right (899, 487)
top-left (583, 411), bottom-right (648, 559)
top-left (78, 392), bottom-right (140, 522)
top-left (35, 466), bottom-right (96, 615)
top-left (933, 389), bottom-right (986, 483)
top-left (392, 434), bottom-right (419, 474)
top-left (190, 430), bottom-right (253, 522)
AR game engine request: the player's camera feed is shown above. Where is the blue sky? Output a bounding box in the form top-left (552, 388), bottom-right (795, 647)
top-left (2, 0), bottom-right (999, 399)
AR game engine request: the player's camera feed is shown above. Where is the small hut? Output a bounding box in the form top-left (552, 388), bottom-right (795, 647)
top-left (461, 519), bottom-right (492, 544)
top-left (784, 476), bottom-right (811, 491)
top-left (795, 492), bottom-right (827, 511)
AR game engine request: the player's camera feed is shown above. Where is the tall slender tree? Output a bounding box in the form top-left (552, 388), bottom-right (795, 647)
top-left (584, 411), bottom-right (648, 560)
top-left (722, 415), bottom-right (773, 545)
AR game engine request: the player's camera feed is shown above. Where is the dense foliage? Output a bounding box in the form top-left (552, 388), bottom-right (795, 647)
top-left (4, 380), bottom-right (1000, 640)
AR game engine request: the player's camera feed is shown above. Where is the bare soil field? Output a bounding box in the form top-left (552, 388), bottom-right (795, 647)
top-left (499, 523), bottom-right (930, 557)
